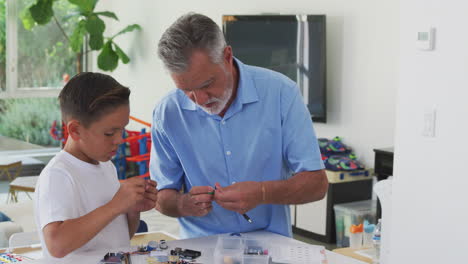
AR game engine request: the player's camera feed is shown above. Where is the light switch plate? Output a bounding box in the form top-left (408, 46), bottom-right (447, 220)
top-left (416, 28), bottom-right (435, 50)
top-left (422, 108), bottom-right (436, 137)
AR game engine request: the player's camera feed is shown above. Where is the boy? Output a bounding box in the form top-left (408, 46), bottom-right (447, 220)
top-left (34, 72), bottom-right (157, 260)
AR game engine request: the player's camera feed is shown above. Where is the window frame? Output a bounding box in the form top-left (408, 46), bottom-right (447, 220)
top-left (0, 0), bottom-right (88, 99)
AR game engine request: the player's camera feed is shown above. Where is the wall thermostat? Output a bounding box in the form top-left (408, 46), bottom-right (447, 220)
top-left (416, 28), bottom-right (435, 51)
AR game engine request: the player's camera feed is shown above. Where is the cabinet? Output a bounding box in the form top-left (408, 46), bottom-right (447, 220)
top-left (373, 147), bottom-right (394, 181)
top-left (292, 170), bottom-right (373, 243)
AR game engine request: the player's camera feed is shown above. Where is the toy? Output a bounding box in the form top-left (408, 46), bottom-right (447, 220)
top-left (49, 120), bottom-right (68, 146)
top-left (324, 155), bottom-right (364, 171)
top-left (0, 253), bottom-right (32, 263)
top-left (318, 136), bottom-right (352, 156)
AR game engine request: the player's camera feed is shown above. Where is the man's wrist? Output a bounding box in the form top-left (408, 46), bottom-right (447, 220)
top-left (261, 182), bottom-right (266, 204)
top-left (176, 192), bottom-right (189, 217)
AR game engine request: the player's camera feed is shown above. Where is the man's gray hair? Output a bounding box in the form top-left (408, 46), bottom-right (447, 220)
top-left (158, 13), bottom-right (227, 73)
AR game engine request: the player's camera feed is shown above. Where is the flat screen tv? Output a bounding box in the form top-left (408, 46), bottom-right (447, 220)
top-left (223, 15), bottom-right (327, 123)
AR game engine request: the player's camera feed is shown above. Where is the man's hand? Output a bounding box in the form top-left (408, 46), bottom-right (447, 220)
top-left (213, 182), bottom-right (262, 214)
top-left (131, 179), bottom-right (158, 213)
top-left (177, 186), bottom-right (215, 217)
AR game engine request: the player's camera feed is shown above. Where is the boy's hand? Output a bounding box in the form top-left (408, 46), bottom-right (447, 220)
top-left (112, 177), bottom-right (146, 214)
top-left (132, 179), bottom-right (158, 213)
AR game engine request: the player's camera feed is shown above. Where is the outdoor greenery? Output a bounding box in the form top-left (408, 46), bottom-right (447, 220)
top-left (0, 0), bottom-right (142, 147)
top-left (0, 0), bottom-right (74, 146)
top-left (23, 0), bottom-right (141, 72)
top-left (18, 0), bottom-right (79, 88)
top-left (0, 98), bottom-right (60, 146)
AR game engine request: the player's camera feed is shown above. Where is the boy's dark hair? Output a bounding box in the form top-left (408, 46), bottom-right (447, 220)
top-left (59, 72), bottom-right (130, 127)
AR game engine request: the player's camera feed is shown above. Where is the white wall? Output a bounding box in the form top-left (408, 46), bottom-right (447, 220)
top-left (390, 0), bottom-right (468, 263)
top-left (97, 0), bottom-right (399, 167)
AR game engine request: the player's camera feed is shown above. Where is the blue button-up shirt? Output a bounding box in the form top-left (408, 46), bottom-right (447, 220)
top-left (150, 59), bottom-right (324, 239)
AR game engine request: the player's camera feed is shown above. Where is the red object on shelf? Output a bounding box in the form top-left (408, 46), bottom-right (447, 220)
top-left (125, 130), bottom-right (141, 157)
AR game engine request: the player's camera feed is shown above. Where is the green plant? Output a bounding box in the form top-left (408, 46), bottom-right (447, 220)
top-left (0, 98), bottom-right (61, 146)
top-left (21, 0), bottom-right (141, 72)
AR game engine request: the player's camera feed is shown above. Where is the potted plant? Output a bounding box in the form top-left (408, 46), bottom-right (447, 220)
top-left (21, 0), bottom-right (141, 72)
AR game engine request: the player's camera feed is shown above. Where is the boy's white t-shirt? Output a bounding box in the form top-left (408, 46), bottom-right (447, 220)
top-left (34, 150), bottom-right (130, 260)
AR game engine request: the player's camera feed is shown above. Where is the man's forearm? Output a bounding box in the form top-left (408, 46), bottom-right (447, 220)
top-left (263, 170), bottom-right (328, 205)
top-left (155, 189), bottom-right (185, 217)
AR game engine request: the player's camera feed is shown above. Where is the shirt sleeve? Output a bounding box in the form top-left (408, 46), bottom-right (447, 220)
top-left (281, 84), bottom-right (325, 174)
top-left (149, 115), bottom-right (184, 191)
top-left (36, 167), bottom-right (78, 230)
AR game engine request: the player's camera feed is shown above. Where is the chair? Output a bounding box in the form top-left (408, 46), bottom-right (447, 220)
top-left (136, 220), bottom-right (148, 233)
top-left (0, 158), bottom-right (22, 181)
top-left (0, 157), bottom-right (23, 202)
top-left (8, 175), bottom-right (38, 203)
top-left (8, 231), bottom-right (40, 248)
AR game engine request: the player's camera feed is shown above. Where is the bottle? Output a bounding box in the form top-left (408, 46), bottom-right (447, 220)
top-left (349, 223), bottom-right (363, 249)
top-left (363, 220), bottom-right (375, 247)
top-left (372, 219), bottom-right (382, 264)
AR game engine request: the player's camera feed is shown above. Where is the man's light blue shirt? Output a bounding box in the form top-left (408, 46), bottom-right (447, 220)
top-left (150, 59), bottom-right (324, 239)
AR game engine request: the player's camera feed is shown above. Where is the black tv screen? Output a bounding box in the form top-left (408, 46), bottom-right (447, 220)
top-left (223, 15), bottom-right (326, 123)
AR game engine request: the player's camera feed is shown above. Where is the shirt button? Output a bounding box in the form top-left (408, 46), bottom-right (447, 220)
top-left (232, 181), bottom-right (236, 184)
top-left (221, 120), bottom-right (226, 125)
top-left (226, 151), bottom-right (231, 155)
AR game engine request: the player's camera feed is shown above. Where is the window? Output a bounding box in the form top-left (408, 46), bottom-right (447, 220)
top-left (0, 0), bottom-right (82, 98)
top-left (0, 0), bottom-right (82, 148)
top-left (0, 0), bottom-right (6, 92)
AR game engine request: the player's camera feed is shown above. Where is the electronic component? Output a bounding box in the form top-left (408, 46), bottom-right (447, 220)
top-left (147, 240), bottom-right (158, 251)
top-left (170, 247), bottom-right (201, 259)
top-left (245, 246), bottom-right (268, 255)
top-left (99, 252), bottom-right (130, 264)
top-left (159, 239), bottom-right (168, 250)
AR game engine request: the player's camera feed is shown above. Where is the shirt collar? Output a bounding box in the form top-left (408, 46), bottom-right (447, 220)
top-left (180, 57), bottom-right (259, 112)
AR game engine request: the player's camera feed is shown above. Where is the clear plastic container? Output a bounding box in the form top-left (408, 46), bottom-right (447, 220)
top-left (363, 231), bottom-right (373, 247)
top-left (214, 237), bottom-right (244, 264)
top-left (214, 237), bottom-right (270, 264)
top-left (349, 232), bottom-right (363, 249)
top-left (334, 200), bottom-right (377, 247)
top-left (363, 220), bottom-right (375, 248)
top-left (373, 219), bottom-right (382, 264)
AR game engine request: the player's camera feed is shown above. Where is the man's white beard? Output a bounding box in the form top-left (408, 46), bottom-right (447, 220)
top-left (200, 67), bottom-right (233, 115)
top-left (200, 84), bottom-right (233, 115)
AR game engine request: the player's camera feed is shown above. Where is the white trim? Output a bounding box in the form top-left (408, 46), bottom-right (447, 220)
top-left (4, 0), bottom-right (18, 97)
top-left (0, 0), bottom-right (85, 99)
top-left (0, 147), bottom-right (60, 157)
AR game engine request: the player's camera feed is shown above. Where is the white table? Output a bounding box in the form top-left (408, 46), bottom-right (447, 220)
top-left (8, 175), bottom-right (38, 202)
top-left (17, 231), bottom-right (367, 264)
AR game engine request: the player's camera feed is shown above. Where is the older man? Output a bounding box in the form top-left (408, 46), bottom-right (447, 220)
top-left (150, 12), bottom-right (328, 238)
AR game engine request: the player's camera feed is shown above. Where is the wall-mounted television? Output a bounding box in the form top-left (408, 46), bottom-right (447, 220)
top-left (223, 15), bottom-right (327, 123)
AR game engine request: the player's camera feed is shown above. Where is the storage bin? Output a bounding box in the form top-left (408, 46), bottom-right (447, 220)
top-left (214, 237), bottom-right (270, 264)
top-left (333, 199), bottom-right (377, 247)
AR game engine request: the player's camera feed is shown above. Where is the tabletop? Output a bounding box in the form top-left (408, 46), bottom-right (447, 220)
top-left (12, 230), bottom-right (367, 264)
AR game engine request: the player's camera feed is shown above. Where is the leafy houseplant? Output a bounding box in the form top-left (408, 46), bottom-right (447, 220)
top-left (22, 0), bottom-right (141, 72)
